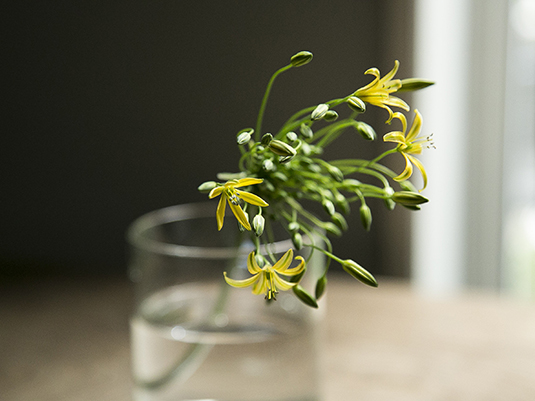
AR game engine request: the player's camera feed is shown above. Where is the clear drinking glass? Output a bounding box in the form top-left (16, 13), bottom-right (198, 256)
top-left (127, 203), bottom-right (324, 401)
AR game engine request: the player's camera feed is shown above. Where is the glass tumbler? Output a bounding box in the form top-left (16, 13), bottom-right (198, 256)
top-left (127, 202), bottom-right (324, 401)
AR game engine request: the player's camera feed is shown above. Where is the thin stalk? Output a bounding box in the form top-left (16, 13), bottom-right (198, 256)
top-left (255, 64), bottom-right (293, 141)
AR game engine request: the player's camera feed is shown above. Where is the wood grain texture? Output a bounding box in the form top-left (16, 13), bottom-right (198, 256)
top-left (1, 276), bottom-right (534, 400)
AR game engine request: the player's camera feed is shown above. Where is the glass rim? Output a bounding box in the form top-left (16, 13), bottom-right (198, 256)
top-left (126, 202), bottom-right (293, 259)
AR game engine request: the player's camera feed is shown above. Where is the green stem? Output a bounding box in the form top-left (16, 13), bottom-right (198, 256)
top-left (255, 64), bottom-right (293, 141)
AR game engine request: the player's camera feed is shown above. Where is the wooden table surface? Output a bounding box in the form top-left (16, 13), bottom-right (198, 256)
top-left (2, 275), bottom-right (535, 401)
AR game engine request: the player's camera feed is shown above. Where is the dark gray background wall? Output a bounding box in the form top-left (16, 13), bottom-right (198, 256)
top-left (3, 1), bottom-right (415, 277)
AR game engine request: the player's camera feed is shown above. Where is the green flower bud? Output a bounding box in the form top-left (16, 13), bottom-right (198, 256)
top-left (334, 192), bottom-right (350, 214)
top-left (322, 199), bottom-right (336, 216)
top-left (253, 214), bottom-right (265, 237)
top-left (300, 142), bottom-right (312, 156)
top-left (279, 155), bottom-right (294, 164)
top-left (397, 78), bottom-right (435, 93)
top-left (197, 181), bottom-right (217, 193)
top-left (341, 259), bottom-right (378, 287)
top-left (286, 131), bottom-right (298, 142)
top-left (292, 232), bottom-right (303, 250)
top-left (347, 96), bottom-right (366, 113)
top-left (311, 104), bottom-right (329, 120)
top-left (236, 128), bottom-right (254, 145)
top-left (392, 191), bottom-right (429, 206)
top-left (360, 204), bottom-right (372, 231)
top-left (293, 285), bottom-right (318, 308)
top-left (323, 110), bottom-right (338, 121)
top-left (269, 139), bottom-right (297, 157)
top-left (315, 275), bottom-right (327, 300)
top-left (262, 159), bottom-right (275, 171)
top-left (308, 163), bottom-right (322, 173)
top-left (331, 212), bottom-right (348, 231)
top-left (326, 165), bottom-right (344, 182)
top-left (261, 133), bottom-right (273, 146)
top-left (323, 222), bottom-right (342, 236)
top-left (288, 221), bottom-right (300, 231)
top-left (300, 123), bottom-right (313, 139)
top-left (354, 122), bottom-right (376, 140)
top-left (290, 51), bottom-right (313, 67)
top-left (383, 186), bottom-right (396, 211)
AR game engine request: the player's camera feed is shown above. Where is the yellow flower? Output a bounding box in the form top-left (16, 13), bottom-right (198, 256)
top-left (353, 60), bottom-right (409, 122)
top-left (224, 249), bottom-right (305, 300)
top-left (383, 110), bottom-right (433, 191)
top-left (208, 178), bottom-right (268, 230)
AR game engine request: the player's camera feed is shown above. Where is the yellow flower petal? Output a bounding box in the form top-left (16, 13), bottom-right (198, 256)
top-left (406, 154), bottom-right (428, 191)
top-left (247, 252), bottom-right (262, 274)
top-left (228, 201), bottom-right (251, 230)
top-left (273, 273), bottom-right (297, 291)
top-left (216, 194), bottom-right (226, 230)
top-left (406, 109), bottom-right (422, 142)
top-left (281, 255), bottom-right (306, 276)
top-left (383, 131), bottom-right (406, 144)
top-left (234, 178), bottom-right (264, 188)
top-left (272, 249), bottom-right (294, 272)
top-left (380, 60), bottom-right (400, 83)
top-left (393, 153), bottom-right (414, 182)
top-left (252, 273), bottom-right (268, 295)
top-left (236, 190), bottom-right (269, 207)
top-left (382, 95), bottom-right (410, 111)
top-left (223, 272), bottom-right (259, 288)
top-left (208, 186), bottom-right (224, 199)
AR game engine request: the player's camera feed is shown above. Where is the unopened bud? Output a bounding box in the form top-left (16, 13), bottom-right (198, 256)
top-left (383, 186), bottom-right (396, 210)
top-left (262, 159), bottom-right (275, 171)
top-left (197, 181), bottom-right (217, 193)
top-left (326, 165), bottom-right (344, 182)
top-left (334, 192), bottom-right (350, 214)
top-left (236, 128), bottom-right (253, 145)
top-left (288, 221), bottom-right (300, 231)
top-left (293, 285), bottom-right (318, 308)
top-left (253, 214), bottom-right (265, 237)
top-left (322, 199), bottom-right (336, 216)
top-left (360, 204), bottom-right (372, 231)
top-left (347, 96), bottom-right (366, 113)
top-left (269, 139), bottom-right (297, 157)
top-left (292, 232), bottom-right (303, 250)
top-left (391, 191), bottom-right (429, 206)
top-left (290, 51), bottom-right (313, 67)
top-left (315, 275), bottom-right (327, 299)
top-left (342, 259), bottom-right (378, 287)
top-left (323, 222), bottom-right (342, 236)
top-left (354, 122), bottom-right (376, 140)
top-left (323, 110), bottom-right (338, 121)
top-left (300, 123), bottom-right (313, 139)
top-left (397, 78), bottom-right (435, 93)
top-left (331, 212), bottom-right (348, 231)
top-left (311, 104), bottom-right (329, 120)
top-left (286, 131), bottom-right (298, 142)
top-left (261, 133), bottom-right (273, 146)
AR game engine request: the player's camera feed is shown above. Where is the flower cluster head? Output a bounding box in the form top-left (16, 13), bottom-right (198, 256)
top-left (383, 110), bottom-right (434, 191)
top-left (224, 249), bottom-right (306, 300)
top-left (200, 51), bottom-right (435, 307)
top-left (208, 178), bottom-right (268, 230)
top-left (352, 60), bottom-right (409, 122)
